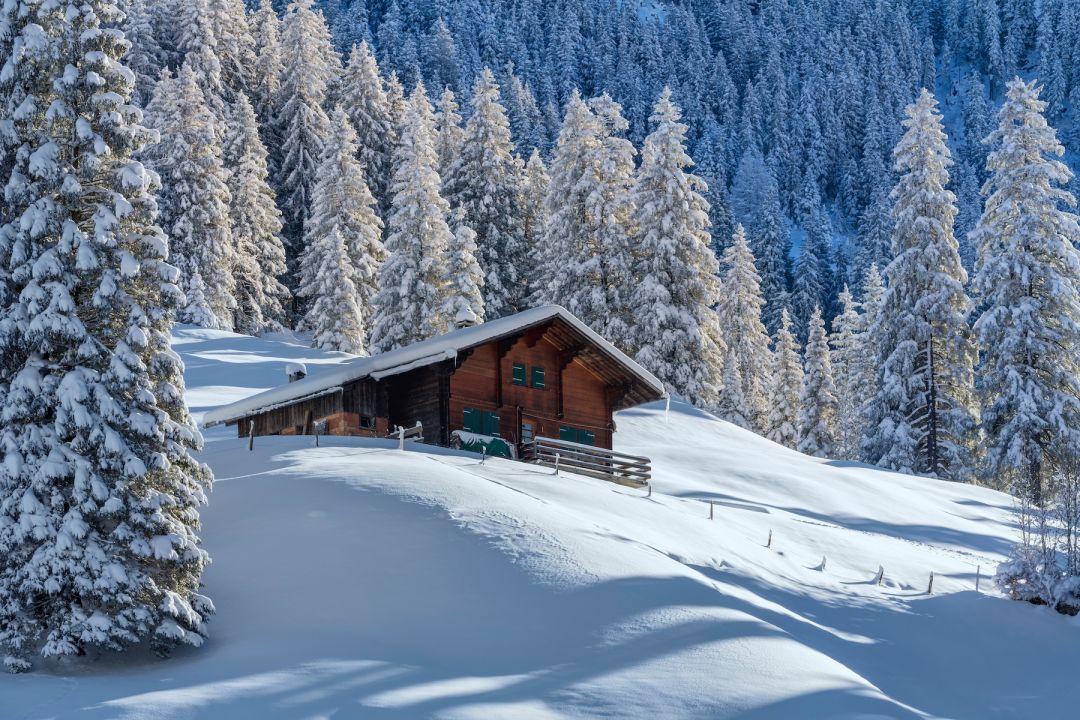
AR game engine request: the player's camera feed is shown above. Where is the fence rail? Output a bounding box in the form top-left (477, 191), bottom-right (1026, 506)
top-left (523, 436), bottom-right (651, 487)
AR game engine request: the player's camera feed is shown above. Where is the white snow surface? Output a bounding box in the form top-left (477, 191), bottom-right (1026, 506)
top-left (203, 304), bottom-right (665, 427)
top-left (5, 325), bottom-right (1079, 719)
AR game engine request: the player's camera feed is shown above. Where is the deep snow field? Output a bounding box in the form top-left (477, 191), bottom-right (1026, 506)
top-left (4, 326), bottom-right (1080, 719)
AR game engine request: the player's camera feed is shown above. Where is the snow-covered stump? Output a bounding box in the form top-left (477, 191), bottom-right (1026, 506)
top-left (816, 556), bottom-right (827, 572)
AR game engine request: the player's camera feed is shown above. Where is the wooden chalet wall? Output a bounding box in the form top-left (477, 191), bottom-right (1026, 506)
top-left (448, 323), bottom-right (614, 449)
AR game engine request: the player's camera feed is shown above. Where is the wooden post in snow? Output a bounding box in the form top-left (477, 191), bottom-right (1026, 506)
top-left (766, 529), bottom-right (772, 549)
top-left (398, 425), bottom-right (405, 451)
top-left (647, 483), bottom-right (652, 498)
top-left (976, 565), bottom-right (981, 593)
top-left (554, 452), bottom-right (560, 476)
top-left (709, 501), bottom-right (714, 520)
top-left (248, 420), bottom-right (255, 451)
top-left (927, 571), bottom-right (934, 595)
top-left (874, 566), bottom-right (884, 586)
top-left (481, 446), bottom-right (487, 465)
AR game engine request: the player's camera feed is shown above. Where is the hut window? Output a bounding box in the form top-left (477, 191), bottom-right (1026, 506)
top-left (463, 407), bottom-right (481, 433)
top-left (359, 415), bottom-right (374, 430)
top-left (559, 425), bottom-right (595, 446)
top-left (531, 366), bottom-right (546, 389)
top-left (511, 363), bottom-right (527, 385)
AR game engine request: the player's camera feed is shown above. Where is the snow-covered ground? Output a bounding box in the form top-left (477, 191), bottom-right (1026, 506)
top-left (5, 326), bottom-right (1079, 719)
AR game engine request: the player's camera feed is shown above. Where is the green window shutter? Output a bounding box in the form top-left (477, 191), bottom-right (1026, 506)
top-left (483, 411), bottom-right (501, 437)
top-left (582, 430), bottom-right (595, 446)
top-left (559, 426), bottom-right (576, 442)
top-left (463, 408), bottom-right (481, 433)
top-left (512, 363), bottom-right (526, 385)
top-left (531, 366), bottom-right (546, 389)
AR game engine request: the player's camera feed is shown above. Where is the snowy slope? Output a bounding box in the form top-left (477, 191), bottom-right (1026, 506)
top-left (5, 326), bottom-right (1080, 719)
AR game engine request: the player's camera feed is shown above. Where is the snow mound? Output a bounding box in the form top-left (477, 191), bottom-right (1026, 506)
top-left (5, 325), bottom-right (1079, 719)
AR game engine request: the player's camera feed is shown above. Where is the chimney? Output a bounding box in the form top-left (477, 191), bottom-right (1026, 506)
top-left (455, 307), bottom-right (479, 329)
top-left (286, 362), bottom-right (307, 383)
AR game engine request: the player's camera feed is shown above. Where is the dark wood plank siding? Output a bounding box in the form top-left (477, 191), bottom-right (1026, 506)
top-left (387, 362), bottom-right (450, 445)
top-left (237, 390), bottom-right (343, 437)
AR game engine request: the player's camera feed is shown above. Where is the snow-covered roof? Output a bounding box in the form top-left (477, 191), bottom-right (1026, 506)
top-left (203, 305), bottom-right (667, 427)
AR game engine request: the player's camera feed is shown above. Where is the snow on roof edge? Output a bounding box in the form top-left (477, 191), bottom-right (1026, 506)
top-left (202, 305), bottom-right (666, 427)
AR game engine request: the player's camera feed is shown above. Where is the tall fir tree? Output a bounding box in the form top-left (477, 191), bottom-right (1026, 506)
top-left (626, 89), bottom-right (726, 408)
top-left (276, 0), bottom-right (336, 253)
top-left (443, 69), bottom-right (526, 318)
top-left (147, 62), bottom-right (237, 328)
top-left (973, 79), bottom-right (1080, 501)
top-left (797, 307), bottom-right (839, 458)
top-left (223, 93), bottom-right (290, 335)
top-left (298, 228), bottom-right (366, 353)
top-left (830, 286), bottom-right (863, 459)
top-left (434, 85), bottom-right (465, 183)
top-left (863, 89), bottom-right (978, 481)
top-left (369, 83), bottom-right (455, 353)
top-left (0, 0), bottom-right (213, 669)
top-left (766, 309), bottom-right (803, 449)
top-left (298, 107), bottom-right (385, 344)
top-left (444, 208), bottom-right (487, 323)
top-left (339, 41), bottom-right (396, 218)
top-left (716, 225), bottom-right (772, 432)
top-left (520, 149), bottom-right (550, 307)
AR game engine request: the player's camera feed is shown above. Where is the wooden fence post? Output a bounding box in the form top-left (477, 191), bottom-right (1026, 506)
top-left (647, 483), bottom-right (652, 498)
top-left (766, 529), bottom-right (772, 548)
top-left (554, 452), bottom-right (560, 476)
top-left (481, 446), bottom-right (487, 465)
top-left (398, 425), bottom-right (405, 451)
top-left (709, 501), bottom-right (714, 520)
top-left (874, 565), bottom-right (884, 586)
top-left (315, 423), bottom-right (320, 447)
top-left (976, 565), bottom-right (981, 593)
top-left (248, 420), bottom-right (255, 451)
top-left (927, 571), bottom-right (934, 595)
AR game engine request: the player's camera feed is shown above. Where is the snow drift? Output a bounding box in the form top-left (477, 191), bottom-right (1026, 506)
top-left (4, 326), bottom-right (1079, 719)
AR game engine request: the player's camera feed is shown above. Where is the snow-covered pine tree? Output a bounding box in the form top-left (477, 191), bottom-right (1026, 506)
top-left (443, 69), bottom-right (526, 318)
top-left (298, 228), bottom-right (366, 353)
top-left (172, 0), bottom-right (227, 125)
top-left (224, 93), bottom-right (290, 335)
top-left (0, 0), bottom-right (212, 670)
top-left (206, 0), bottom-right (256, 97)
top-left (797, 307), bottom-right (839, 457)
top-left (716, 225), bottom-right (771, 432)
top-left (830, 286), bottom-right (863, 459)
top-left (122, 0), bottom-right (164, 107)
top-left (444, 208), bottom-right (487, 324)
top-left (299, 107), bottom-right (385, 343)
top-left (862, 89), bottom-right (978, 481)
top-left (369, 83), bottom-right (455, 353)
top-left (339, 41), bottom-right (396, 216)
top-left (148, 61), bottom-right (236, 328)
top-left (581, 92), bottom-right (637, 342)
top-left (520, 149), bottom-right (550, 307)
top-left (434, 85), bottom-right (465, 182)
top-left (276, 0), bottom-right (335, 251)
top-left (249, 0), bottom-right (285, 131)
top-left (973, 78), bottom-right (1080, 501)
top-left (626, 88), bottom-right (725, 408)
top-left (766, 308), bottom-right (803, 449)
